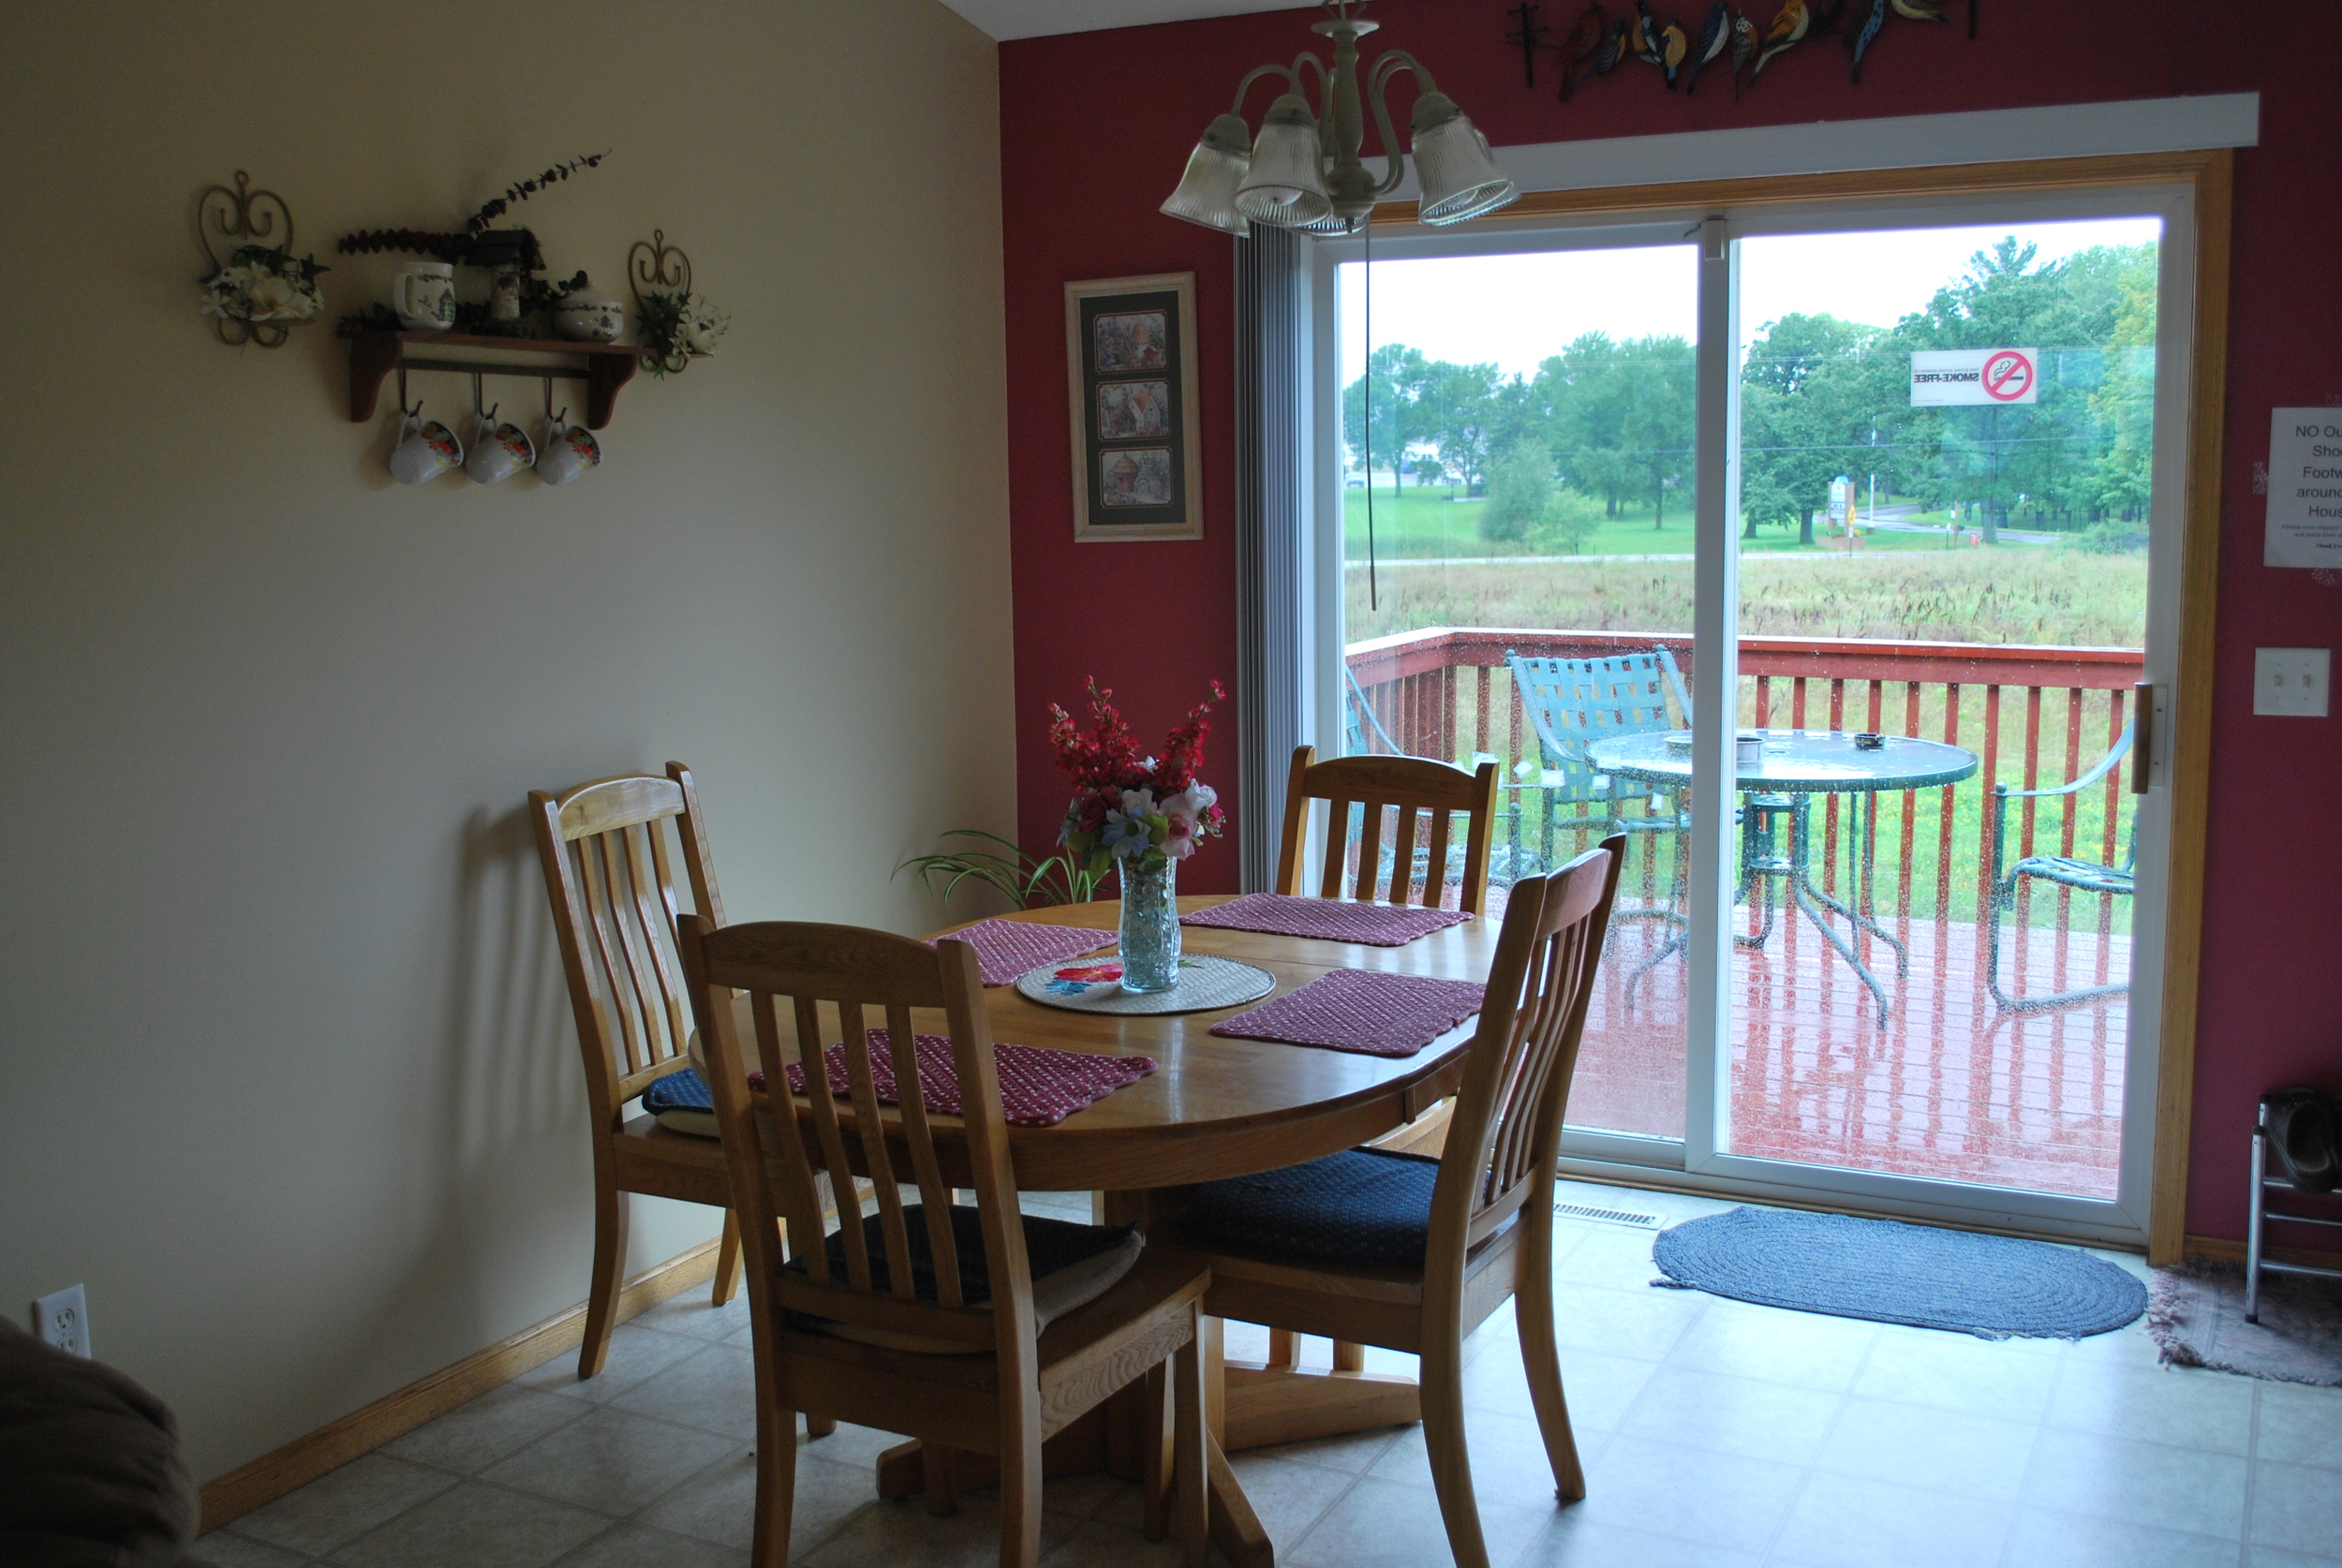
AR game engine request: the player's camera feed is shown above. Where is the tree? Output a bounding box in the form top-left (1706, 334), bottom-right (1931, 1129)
top-left (1420, 360), bottom-right (1503, 495)
top-left (1481, 439), bottom-right (1552, 542)
top-left (1737, 313), bottom-right (1900, 544)
top-left (1540, 334), bottom-right (1635, 517)
top-left (1341, 344), bottom-right (1430, 499)
top-left (1614, 334), bottom-right (1695, 528)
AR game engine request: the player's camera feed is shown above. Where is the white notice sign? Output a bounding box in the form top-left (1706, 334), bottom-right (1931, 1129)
top-left (2266, 407), bottom-right (2342, 569)
top-left (1909, 348), bottom-right (2041, 407)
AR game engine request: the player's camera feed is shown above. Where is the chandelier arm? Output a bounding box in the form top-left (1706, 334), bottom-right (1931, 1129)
top-left (1228, 61), bottom-right (1298, 117)
top-left (1290, 51), bottom-right (1331, 114)
top-left (1363, 52), bottom-right (1424, 198)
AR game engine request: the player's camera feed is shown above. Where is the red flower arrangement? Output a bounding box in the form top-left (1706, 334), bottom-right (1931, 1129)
top-left (1047, 678), bottom-right (1228, 876)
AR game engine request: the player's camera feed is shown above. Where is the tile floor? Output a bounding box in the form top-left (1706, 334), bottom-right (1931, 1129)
top-left (188, 1183), bottom-right (2342, 1568)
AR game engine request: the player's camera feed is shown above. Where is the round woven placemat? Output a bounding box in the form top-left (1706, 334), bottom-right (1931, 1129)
top-left (1014, 954), bottom-right (1277, 1016)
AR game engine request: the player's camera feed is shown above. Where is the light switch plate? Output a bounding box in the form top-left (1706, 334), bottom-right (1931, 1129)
top-left (2254, 648), bottom-right (2330, 717)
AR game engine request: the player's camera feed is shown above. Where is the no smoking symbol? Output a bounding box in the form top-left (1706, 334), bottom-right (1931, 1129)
top-left (1982, 349), bottom-right (2034, 402)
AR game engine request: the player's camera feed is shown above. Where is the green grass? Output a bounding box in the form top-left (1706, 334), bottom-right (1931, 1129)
top-left (1346, 550), bottom-right (2148, 647)
top-left (1341, 483), bottom-right (2055, 560)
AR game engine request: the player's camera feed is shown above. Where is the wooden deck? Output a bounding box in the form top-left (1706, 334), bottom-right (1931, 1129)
top-left (1561, 903), bottom-right (2129, 1201)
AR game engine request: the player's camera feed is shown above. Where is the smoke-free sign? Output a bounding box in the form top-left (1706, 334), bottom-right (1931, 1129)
top-left (1909, 348), bottom-right (2040, 407)
top-left (2265, 407), bottom-right (2342, 569)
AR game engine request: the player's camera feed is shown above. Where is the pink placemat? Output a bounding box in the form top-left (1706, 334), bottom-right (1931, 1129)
top-left (1208, 969), bottom-right (1486, 1058)
top-left (1180, 892), bottom-right (1471, 947)
top-left (933, 917), bottom-right (1113, 986)
top-left (753, 1031), bottom-right (1155, 1127)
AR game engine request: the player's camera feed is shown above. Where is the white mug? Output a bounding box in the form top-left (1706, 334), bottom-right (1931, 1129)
top-left (537, 416), bottom-right (601, 485)
top-left (389, 410), bottom-right (463, 484)
top-left (464, 412), bottom-right (534, 484)
top-left (393, 262), bottom-right (456, 332)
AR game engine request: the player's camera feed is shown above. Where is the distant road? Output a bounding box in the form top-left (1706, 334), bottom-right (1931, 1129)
top-left (1854, 502), bottom-right (2059, 545)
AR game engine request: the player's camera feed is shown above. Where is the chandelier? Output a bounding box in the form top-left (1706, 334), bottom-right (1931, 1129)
top-left (1161, 0), bottom-right (1518, 236)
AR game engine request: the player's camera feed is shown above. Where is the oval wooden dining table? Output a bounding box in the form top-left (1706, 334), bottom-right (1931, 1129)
top-left (733, 894), bottom-right (1502, 1568)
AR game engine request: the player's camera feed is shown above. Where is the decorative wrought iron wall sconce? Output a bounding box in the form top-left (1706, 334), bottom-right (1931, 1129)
top-left (196, 172), bottom-right (318, 348)
top-left (629, 229), bottom-right (695, 375)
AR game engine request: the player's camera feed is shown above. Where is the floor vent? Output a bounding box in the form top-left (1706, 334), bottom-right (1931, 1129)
top-left (1554, 1202), bottom-right (1664, 1228)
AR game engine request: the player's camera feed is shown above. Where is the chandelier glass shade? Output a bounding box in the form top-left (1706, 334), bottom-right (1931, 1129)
top-left (1160, 1), bottom-right (1517, 237)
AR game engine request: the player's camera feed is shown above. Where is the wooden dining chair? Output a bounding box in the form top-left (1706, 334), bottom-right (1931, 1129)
top-left (529, 763), bottom-right (746, 1379)
top-left (1169, 836), bottom-right (1624, 1568)
top-left (1276, 745), bottom-right (1503, 915)
top-left (675, 916), bottom-right (1212, 1568)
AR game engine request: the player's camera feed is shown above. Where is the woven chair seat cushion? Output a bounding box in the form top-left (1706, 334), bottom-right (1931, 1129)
top-left (786, 1206), bottom-right (1144, 1354)
top-left (639, 1065), bottom-right (719, 1137)
top-left (1178, 1146), bottom-right (1441, 1270)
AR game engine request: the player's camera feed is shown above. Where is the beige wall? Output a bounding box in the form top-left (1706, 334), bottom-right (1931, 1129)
top-left (0, 1), bottom-right (1010, 1483)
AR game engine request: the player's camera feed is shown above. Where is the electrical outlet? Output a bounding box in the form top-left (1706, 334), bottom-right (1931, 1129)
top-left (32, 1284), bottom-right (89, 1357)
top-left (2253, 648), bottom-right (2331, 717)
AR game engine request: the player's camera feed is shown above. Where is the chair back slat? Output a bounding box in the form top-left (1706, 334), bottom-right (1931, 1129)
top-left (886, 998), bottom-right (967, 1309)
top-left (837, 998), bottom-right (920, 1303)
top-left (1351, 796), bottom-right (1386, 901)
top-left (752, 992), bottom-right (830, 1279)
top-left (1387, 800), bottom-right (1421, 901)
top-left (625, 824), bottom-right (691, 1052)
top-left (603, 829), bottom-right (674, 1070)
top-left (793, 994), bottom-right (871, 1294)
top-left (531, 766), bottom-right (726, 1128)
top-left (1427, 836), bottom-right (1623, 1262)
top-left (1318, 799), bottom-right (1352, 899)
top-left (1277, 747), bottom-right (1501, 915)
top-left (676, 921), bottom-right (1029, 1356)
top-left (1422, 806), bottom-right (1454, 908)
top-left (582, 836), bottom-right (652, 1074)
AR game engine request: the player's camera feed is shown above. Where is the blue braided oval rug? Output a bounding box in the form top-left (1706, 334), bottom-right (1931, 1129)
top-left (1652, 1207), bottom-right (2147, 1339)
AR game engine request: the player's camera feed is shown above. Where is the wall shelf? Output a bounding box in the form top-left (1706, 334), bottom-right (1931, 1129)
top-left (348, 331), bottom-right (639, 429)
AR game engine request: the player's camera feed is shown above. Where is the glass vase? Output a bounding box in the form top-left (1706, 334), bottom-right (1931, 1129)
top-left (1117, 855), bottom-right (1181, 994)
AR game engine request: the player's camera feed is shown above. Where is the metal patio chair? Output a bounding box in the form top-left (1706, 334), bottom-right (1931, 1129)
top-left (1344, 664), bottom-right (1402, 757)
top-left (1505, 647), bottom-right (1692, 925)
top-left (1985, 718), bottom-right (2136, 1013)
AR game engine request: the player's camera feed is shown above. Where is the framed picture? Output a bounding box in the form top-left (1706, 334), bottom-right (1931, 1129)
top-left (1066, 273), bottom-right (1202, 541)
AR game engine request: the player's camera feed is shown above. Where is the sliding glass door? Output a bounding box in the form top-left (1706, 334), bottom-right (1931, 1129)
top-left (1314, 182), bottom-right (2195, 1245)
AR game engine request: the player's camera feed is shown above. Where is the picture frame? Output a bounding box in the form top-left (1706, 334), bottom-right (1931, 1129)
top-left (1066, 273), bottom-right (1202, 541)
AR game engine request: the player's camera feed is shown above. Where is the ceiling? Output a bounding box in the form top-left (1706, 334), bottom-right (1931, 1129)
top-left (937, 0), bottom-right (1323, 42)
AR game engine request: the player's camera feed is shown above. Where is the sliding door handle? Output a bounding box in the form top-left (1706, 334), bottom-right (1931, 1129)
top-left (2131, 682), bottom-right (2156, 794)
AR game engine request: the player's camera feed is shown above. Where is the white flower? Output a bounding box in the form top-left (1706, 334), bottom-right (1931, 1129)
top-left (679, 296), bottom-right (730, 356)
top-left (202, 260), bottom-right (321, 323)
top-left (244, 274), bottom-right (300, 320)
top-left (1158, 781), bottom-right (1217, 858)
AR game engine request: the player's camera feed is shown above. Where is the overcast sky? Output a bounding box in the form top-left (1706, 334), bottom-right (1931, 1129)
top-left (1336, 216), bottom-right (2164, 388)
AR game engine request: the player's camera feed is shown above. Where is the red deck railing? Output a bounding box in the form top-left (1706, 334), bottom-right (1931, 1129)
top-left (1345, 628), bottom-right (2144, 932)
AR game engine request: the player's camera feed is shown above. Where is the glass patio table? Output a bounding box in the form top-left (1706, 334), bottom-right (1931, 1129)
top-left (1586, 729), bottom-right (1979, 1025)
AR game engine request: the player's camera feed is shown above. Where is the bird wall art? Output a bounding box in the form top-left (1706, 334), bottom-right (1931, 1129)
top-left (1499, 0), bottom-right (1979, 103)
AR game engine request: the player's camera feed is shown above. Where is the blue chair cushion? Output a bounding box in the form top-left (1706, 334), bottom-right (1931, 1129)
top-left (1178, 1147), bottom-right (1441, 1269)
top-left (640, 1067), bottom-right (718, 1137)
top-left (785, 1207), bottom-right (1145, 1352)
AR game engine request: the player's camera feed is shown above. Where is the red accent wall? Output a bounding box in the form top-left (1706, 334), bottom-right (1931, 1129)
top-left (999, 0), bottom-right (2342, 1244)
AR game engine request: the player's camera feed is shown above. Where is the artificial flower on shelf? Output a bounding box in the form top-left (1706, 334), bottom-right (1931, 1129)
top-left (636, 288), bottom-right (730, 375)
top-left (1048, 677), bottom-right (1226, 993)
top-left (201, 244), bottom-right (328, 328)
